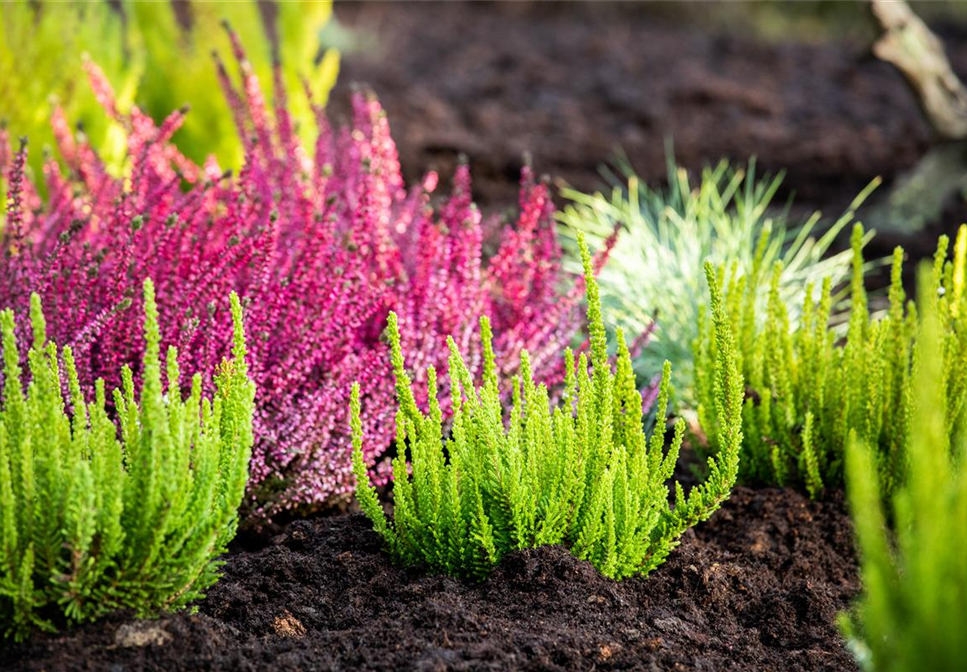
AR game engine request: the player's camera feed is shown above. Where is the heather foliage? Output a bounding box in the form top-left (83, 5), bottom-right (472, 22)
top-left (0, 1), bottom-right (133, 181)
top-left (696, 223), bottom-right (967, 498)
top-left (0, 31), bottom-right (585, 521)
top-left (558, 154), bottom-right (876, 403)
top-left (352, 236), bottom-right (743, 580)
top-left (841, 266), bottom-right (967, 672)
top-left (0, 0), bottom-right (337, 177)
top-left (0, 280), bottom-right (255, 642)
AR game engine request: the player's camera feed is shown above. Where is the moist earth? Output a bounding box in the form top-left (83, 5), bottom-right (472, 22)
top-left (0, 487), bottom-right (859, 671)
top-left (330, 1), bottom-right (932, 215)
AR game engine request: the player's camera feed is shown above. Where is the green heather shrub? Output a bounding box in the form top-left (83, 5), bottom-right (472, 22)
top-left (558, 153), bottom-right (877, 403)
top-left (696, 222), bottom-right (967, 498)
top-left (352, 235), bottom-right (744, 580)
top-left (0, 280), bottom-right (255, 641)
top-left (0, 0), bottom-right (338, 175)
top-left (841, 265), bottom-right (967, 672)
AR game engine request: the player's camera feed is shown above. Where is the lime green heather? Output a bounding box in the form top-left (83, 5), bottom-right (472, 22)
top-left (0, 280), bottom-right (255, 641)
top-left (696, 223), bottom-right (967, 498)
top-left (352, 234), bottom-right (744, 580)
top-left (841, 263), bottom-right (967, 672)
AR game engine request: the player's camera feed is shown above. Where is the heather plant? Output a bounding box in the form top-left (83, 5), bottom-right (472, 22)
top-left (0, 0), bottom-right (338, 178)
top-left (0, 1), bottom-right (134, 181)
top-left (696, 222), bottom-right (967, 498)
top-left (0, 280), bottom-right (255, 642)
top-left (0, 30), bottom-right (590, 522)
top-left (840, 265), bottom-right (967, 672)
top-left (558, 153), bottom-right (877, 403)
top-left (352, 236), bottom-right (743, 580)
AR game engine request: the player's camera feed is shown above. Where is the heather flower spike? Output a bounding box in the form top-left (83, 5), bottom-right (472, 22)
top-left (0, 28), bottom-right (616, 522)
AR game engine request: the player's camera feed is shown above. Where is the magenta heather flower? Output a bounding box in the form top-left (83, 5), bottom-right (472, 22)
top-left (0, 34), bottom-right (612, 523)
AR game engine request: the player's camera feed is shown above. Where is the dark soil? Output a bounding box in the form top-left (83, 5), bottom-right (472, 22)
top-left (330, 2), bottom-right (929, 211)
top-left (1, 487), bottom-right (859, 671)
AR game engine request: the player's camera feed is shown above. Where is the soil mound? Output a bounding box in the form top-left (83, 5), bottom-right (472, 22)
top-left (1, 487), bottom-right (859, 671)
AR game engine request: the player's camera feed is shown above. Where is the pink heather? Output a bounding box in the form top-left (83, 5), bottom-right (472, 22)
top-left (0, 31), bottom-right (634, 523)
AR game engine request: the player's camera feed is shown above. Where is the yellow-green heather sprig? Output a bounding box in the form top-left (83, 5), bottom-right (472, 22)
top-left (0, 0), bottom-right (338, 177)
top-left (696, 222), bottom-right (967, 498)
top-left (352, 234), bottom-right (743, 580)
top-left (841, 264), bottom-right (967, 672)
top-left (0, 279), bottom-right (255, 642)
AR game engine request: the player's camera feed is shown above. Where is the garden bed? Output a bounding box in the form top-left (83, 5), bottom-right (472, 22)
top-left (1, 487), bottom-right (857, 671)
top-left (5, 2), bottom-right (967, 669)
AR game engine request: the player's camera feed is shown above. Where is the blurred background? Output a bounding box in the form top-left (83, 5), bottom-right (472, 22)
top-left (6, 0), bottom-right (967, 253)
top-left (326, 1), bottom-right (967, 253)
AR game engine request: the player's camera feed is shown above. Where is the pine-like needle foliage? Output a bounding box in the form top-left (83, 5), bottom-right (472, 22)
top-left (0, 279), bottom-right (255, 642)
top-left (696, 222), bottom-right (967, 498)
top-left (841, 263), bottom-right (967, 672)
top-left (352, 235), bottom-right (744, 580)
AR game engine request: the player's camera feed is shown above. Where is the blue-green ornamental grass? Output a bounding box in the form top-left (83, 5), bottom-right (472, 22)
top-left (559, 153), bottom-right (877, 404)
top-left (352, 234), bottom-right (744, 580)
top-left (0, 280), bottom-right (255, 642)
